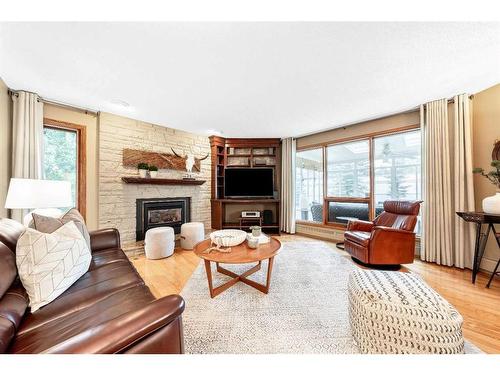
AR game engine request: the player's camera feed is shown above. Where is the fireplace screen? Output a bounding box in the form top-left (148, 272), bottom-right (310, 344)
top-left (136, 197), bottom-right (191, 241)
top-left (148, 208), bottom-right (182, 225)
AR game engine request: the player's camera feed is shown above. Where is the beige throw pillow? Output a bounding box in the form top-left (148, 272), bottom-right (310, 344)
top-left (16, 221), bottom-right (91, 312)
top-left (32, 208), bottom-right (91, 250)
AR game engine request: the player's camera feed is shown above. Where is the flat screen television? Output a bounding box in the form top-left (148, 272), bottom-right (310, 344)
top-left (224, 168), bottom-right (274, 198)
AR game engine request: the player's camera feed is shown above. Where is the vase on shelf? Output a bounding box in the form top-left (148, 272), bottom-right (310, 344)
top-left (482, 192), bottom-right (500, 214)
top-left (137, 163), bottom-right (149, 178)
top-left (148, 165), bottom-right (158, 178)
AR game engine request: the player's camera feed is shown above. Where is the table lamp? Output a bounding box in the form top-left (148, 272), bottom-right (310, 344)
top-left (4, 178), bottom-right (73, 225)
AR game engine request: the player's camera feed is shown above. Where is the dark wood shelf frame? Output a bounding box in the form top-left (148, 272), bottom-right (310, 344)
top-left (121, 177), bottom-right (206, 185)
top-left (224, 222), bottom-right (280, 228)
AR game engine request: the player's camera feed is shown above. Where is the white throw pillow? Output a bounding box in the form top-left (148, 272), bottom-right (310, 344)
top-left (16, 221), bottom-right (91, 312)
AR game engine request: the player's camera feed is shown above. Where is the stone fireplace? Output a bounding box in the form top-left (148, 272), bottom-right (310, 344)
top-left (98, 112), bottom-right (211, 244)
top-left (136, 197), bottom-right (191, 241)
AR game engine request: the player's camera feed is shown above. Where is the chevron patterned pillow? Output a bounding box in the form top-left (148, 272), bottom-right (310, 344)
top-left (16, 221), bottom-right (91, 312)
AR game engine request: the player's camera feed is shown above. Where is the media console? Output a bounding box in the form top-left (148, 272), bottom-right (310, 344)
top-left (209, 137), bottom-right (281, 234)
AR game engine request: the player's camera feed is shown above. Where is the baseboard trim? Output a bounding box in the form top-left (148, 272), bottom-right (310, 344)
top-left (293, 231), bottom-right (341, 243)
top-left (480, 257), bottom-right (498, 273)
top-left (296, 223), bottom-right (344, 242)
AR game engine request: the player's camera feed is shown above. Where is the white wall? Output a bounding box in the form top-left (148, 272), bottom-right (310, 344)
top-left (0, 78), bottom-right (12, 218)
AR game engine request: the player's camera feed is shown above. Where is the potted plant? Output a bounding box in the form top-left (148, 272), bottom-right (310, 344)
top-left (138, 163), bottom-right (149, 178)
top-left (473, 159), bottom-right (500, 214)
top-left (149, 165), bottom-right (159, 178)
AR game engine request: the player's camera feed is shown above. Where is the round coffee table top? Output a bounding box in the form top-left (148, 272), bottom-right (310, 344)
top-left (194, 237), bottom-right (281, 264)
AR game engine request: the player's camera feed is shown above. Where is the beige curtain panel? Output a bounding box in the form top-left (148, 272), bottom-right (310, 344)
top-left (420, 95), bottom-right (475, 268)
top-left (11, 91), bottom-right (44, 221)
top-left (452, 94), bottom-right (476, 268)
top-left (280, 137), bottom-right (296, 234)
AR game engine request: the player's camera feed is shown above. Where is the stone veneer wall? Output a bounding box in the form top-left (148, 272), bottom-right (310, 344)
top-left (99, 112), bottom-right (211, 244)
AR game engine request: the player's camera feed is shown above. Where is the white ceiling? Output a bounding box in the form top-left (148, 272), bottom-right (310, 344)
top-left (0, 22), bottom-right (499, 138)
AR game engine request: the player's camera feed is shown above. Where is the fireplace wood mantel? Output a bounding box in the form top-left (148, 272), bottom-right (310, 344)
top-left (121, 177), bottom-right (206, 185)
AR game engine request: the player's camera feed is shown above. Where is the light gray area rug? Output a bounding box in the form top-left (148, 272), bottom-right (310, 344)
top-left (180, 239), bottom-right (482, 354)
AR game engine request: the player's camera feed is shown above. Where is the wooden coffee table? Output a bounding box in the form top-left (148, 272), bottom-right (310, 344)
top-left (193, 237), bottom-right (281, 298)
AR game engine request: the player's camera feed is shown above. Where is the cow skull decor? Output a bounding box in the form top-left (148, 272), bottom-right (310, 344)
top-left (171, 148), bottom-right (209, 178)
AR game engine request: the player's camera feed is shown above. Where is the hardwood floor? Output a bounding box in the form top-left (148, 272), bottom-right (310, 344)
top-left (129, 234), bottom-right (500, 353)
top-left (404, 261), bottom-right (500, 354)
top-left (131, 246), bottom-right (200, 298)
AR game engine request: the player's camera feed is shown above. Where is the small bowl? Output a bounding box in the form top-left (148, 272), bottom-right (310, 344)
top-left (247, 237), bottom-right (259, 249)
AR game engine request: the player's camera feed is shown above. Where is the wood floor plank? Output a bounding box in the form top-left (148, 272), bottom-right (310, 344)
top-left (129, 234), bottom-right (500, 353)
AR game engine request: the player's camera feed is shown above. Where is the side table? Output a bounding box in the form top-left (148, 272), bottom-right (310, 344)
top-left (456, 212), bottom-right (500, 287)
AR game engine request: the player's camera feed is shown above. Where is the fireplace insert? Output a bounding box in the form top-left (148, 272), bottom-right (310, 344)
top-left (136, 197), bottom-right (191, 241)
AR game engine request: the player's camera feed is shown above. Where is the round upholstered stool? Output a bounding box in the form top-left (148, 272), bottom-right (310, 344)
top-left (348, 269), bottom-right (464, 354)
top-left (144, 227), bottom-right (175, 259)
top-left (180, 222), bottom-right (205, 250)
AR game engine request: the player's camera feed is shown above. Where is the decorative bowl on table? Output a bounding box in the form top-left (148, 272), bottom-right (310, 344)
top-left (210, 229), bottom-right (247, 247)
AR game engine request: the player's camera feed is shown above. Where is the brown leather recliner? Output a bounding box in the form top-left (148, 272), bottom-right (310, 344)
top-left (344, 200), bottom-right (422, 266)
top-left (0, 218), bottom-right (185, 354)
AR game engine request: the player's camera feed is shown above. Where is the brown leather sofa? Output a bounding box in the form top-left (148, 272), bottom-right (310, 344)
top-left (344, 200), bottom-right (422, 266)
top-left (0, 218), bottom-right (185, 354)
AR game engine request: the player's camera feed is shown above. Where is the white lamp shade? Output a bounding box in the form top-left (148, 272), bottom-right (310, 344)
top-left (4, 178), bottom-right (73, 209)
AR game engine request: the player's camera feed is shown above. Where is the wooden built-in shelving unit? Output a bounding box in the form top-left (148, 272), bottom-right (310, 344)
top-left (209, 137), bottom-right (281, 234)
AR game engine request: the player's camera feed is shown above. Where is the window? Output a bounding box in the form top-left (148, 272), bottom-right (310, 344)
top-left (373, 131), bottom-right (421, 207)
top-left (327, 140), bottom-right (370, 198)
top-left (43, 119), bottom-right (86, 216)
top-left (295, 148), bottom-right (323, 222)
top-left (295, 127), bottom-right (421, 229)
top-left (374, 130), bottom-right (421, 232)
top-left (326, 139), bottom-right (371, 224)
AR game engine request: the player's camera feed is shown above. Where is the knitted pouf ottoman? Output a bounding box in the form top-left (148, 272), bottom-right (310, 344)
top-left (348, 269), bottom-right (464, 354)
top-left (180, 222), bottom-right (205, 250)
top-left (144, 227), bottom-right (175, 259)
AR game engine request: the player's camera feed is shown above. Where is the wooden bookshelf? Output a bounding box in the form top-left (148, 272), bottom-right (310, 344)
top-left (209, 137), bottom-right (281, 234)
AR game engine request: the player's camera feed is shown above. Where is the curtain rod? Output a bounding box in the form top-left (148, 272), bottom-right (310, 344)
top-left (296, 94), bottom-right (474, 139)
top-left (7, 89), bottom-right (98, 117)
top-left (446, 94), bottom-right (474, 104)
top-left (416, 94), bottom-right (474, 109)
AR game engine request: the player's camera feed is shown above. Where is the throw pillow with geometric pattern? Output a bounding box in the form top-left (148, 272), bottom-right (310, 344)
top-left (16, 221), bottom-right (91, 312)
